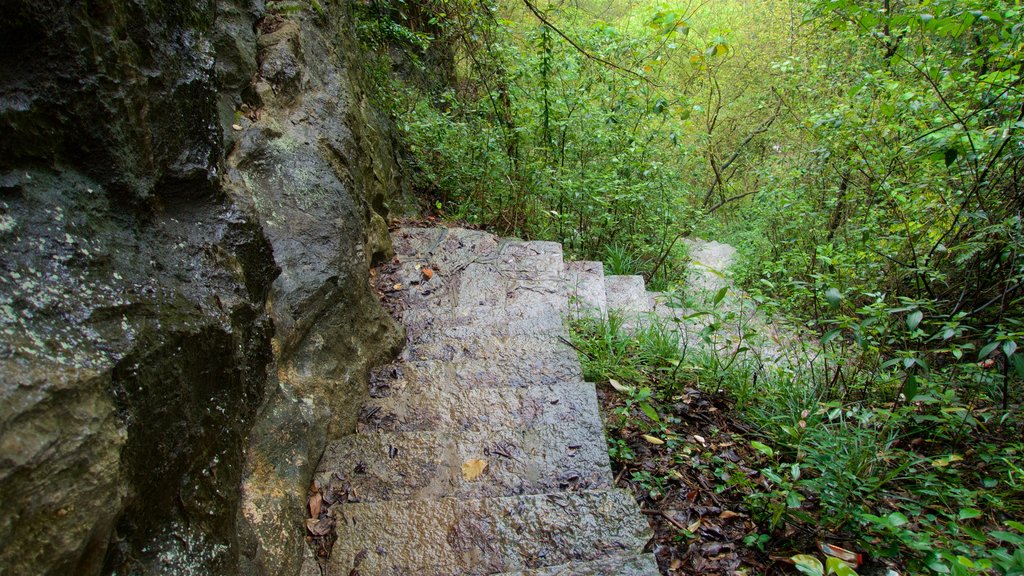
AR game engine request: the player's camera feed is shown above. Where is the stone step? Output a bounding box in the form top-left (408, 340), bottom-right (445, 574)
top-left (403, 301), bottom-right (569, 336)
top-left (357, 379), bottom-right (602, 433)
top-left (314, 425), bottom-right (612, 504)
top-left (392, 230), bottom-right (565, 311)
top-left (604, 275), bottom-right (651, 315)
top-left (396, 261), bottom-right (565, 311)
top-left (564, 260), bottom-right (607, 320)
top-left (401, 331), bottom-right (572, 364)
top-left (604, 275), bottom-right (653, 332)
top-left (494, 552), bottom-right (661, 575)
top-left (368, 356), bottom-right (584, 396)
top-left (301, 489), bottom-right (651, 576)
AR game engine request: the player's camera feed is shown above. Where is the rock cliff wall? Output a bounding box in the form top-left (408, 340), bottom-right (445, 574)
top-left (0, 1), bottom-right (409, 574)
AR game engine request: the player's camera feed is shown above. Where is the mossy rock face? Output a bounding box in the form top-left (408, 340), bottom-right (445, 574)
top-left (0, 0), bottom-right (411, 574)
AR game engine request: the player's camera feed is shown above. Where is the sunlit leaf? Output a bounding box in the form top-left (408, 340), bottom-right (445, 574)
top-left (642, 434), bottom-right (665, 445)
top-left (792, 554), bottom-right (824, 576)
top-left (461, 458), bottom-right (488, 481)
top-left (608, 379), bottom-right (632, 394)
top-left (825, 556), bottom-right (859, 576)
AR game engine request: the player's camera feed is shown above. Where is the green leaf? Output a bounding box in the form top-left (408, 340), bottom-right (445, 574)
top-left (907, 311), bottom-right (923, 331)
top-left (978, 341), bottom-right (999, 360)
top-left (826, 557), bottom-right (859, 576)
top-left (905, 375), bottom-right (919, 400)
top-left (787, 490), bottom-right (803, 509)
top-left (825, 288), bottom-right (843, 308)
top-left (792, 554), bottom-right (824, 576)
top-left (990, 531), bottom-right (1024, 545)
top-left (888, 511), bottom-right (909, 527)
top-left (822, 329), bottom-right (841, 345)
top-left (750, 441), bottom-right (774, 457)
top-left (959, 508), bottom-right (983, 520)
top-left (944, 148), bottom-right (958, 167)
top-left (712, 286), bottom-right (728, 305)
top-left (639, 402), bottom-right (661, 424)
top-left (1013, 355), bottom-right (1024, 378)
top-left (1003, 340), bottom-right (1017, 357)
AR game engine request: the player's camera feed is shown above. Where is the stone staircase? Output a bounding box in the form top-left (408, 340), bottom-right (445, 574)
top-left (300, 227), bottom-right (660, 576)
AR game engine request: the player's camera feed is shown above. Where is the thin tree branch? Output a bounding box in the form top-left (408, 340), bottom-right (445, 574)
top-left (520, 0), bottom-right (657, 86)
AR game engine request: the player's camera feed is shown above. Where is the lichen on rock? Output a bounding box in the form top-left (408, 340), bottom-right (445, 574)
top-left (0, 0), bottom-right (412, 574)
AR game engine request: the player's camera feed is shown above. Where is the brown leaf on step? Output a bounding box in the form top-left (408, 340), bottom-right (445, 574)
top-left (309, 491), bottom-right (323, 519)
top-left (461, 458), bottom-right (488, 481)
top-left (392, 283), bottom-right (402, 291)
top-left (818, 541), bottom-right (863, 567)
top-left (421, 267), bottom-right (434, 280)
top-left (306, 516), bottom-right (334, 536)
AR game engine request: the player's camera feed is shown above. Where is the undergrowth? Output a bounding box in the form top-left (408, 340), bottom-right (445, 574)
top-left (570, 305), bottom-right (1024, 575)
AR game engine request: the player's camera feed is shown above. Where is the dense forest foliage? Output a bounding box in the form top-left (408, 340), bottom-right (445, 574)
top-left (356, 0), bottom-right (1023, 573)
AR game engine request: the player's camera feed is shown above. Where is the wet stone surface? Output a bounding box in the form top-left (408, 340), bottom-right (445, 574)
top-left (306, 227), bottom-right (657, 575)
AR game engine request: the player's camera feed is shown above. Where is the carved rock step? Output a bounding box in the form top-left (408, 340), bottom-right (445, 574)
top-left (397, 264), bottom-right (565, 311)
top-left (393, 231), bottom-right (565, 311)
top-left (393, 228), bottom-right (563, 271)
top-left (402, 305), bottom-right (568, 341)
top-left (314, 425), bottom-right (613, 504)
top-left (357, 379), bottom-right (603, 434)
top-left (493, 552), bottom-right (661, 575)
top-left (564, 260), bottom-right (608, 320)
top-left (401, 332), bottom-right (573, 364)
top-left (604, 275), bottom-right (653, 332)
top-left (302, 490), bottom-right (651, 576)
top-left (368, 357), bottom-right (584, 396)
top-left (604, 275), bottom-right (651, 315)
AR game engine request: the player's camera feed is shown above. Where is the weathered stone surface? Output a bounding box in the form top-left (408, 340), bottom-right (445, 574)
top-left (0, 1), bottom-right (411, 575)
top-left (357, 380), bottom-right (602, 433)
top-left (305, 490), bottom-right (651, 576)
top-left (368, 356), bottom-right (584, 394)
top-left (605, 275), bottom-right (652, 316)
top-left (494, 552), bottom-right (661, 575)
top-left (565, 260), bottom-right (608, 320)
top-left (306, 228), bottom-right (655, 576)
top-left (226, 6), bottom-right (410, 575)
top-left (315, 424), bottom-right (612, 503)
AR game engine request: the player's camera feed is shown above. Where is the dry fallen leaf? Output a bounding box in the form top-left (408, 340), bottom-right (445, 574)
top-left (422, 267), bottom-right (434, 280)
top-left (308, 492), bottom-right (323, 519)
top-left (462, 458), bottom-right (488, 481)
top-left (231, 123), bottom-right (243, 131)
top-left (818, 541), bottom-right (863, 567)
top-left (686, 518), bottom-right (702, 533)
top-left (392, 283), bottom-right (402, 291)
top-left (693, 434), bottom-right (707, 446)
top-left (306, 517), bottom-right (333, 536)
top-left (719, 510), bottom-right (743, 520)
top-left (608, 379), bottom-right (632, 394)
top-left (642, 434), bottom-right (665, 445)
